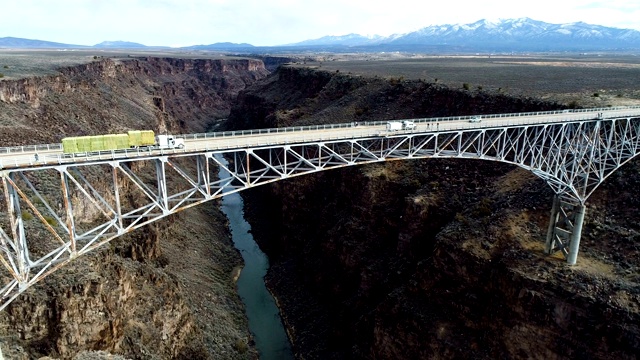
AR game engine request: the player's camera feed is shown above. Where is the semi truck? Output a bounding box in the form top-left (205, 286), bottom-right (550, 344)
top-left (62, 130), bottom-right (185, 154)
top-left (156, 134), bottom-right (185, 150)
top-left (386, 120), bottom-right (417, 131)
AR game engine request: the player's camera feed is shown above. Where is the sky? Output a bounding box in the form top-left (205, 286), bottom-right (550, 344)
top-left (2, 0), bottom-right (640, 47)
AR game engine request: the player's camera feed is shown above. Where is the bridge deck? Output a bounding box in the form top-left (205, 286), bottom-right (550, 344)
top-left (0, 106), bottom-right (639, 310)
top-left (1, 107), bottom-right (637, 170)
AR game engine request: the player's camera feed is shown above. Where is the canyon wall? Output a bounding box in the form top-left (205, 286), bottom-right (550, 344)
top-left (227, 67), bottom-right (640, 359)
top-left (1, 56), bottom-right (637, 360)
top-left (0, 56), bottom-right (269, 359)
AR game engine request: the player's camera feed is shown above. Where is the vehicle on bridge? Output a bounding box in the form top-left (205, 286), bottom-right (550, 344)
top-left (402, 120), bottom-right (417, 130)
top-left (469, 116), bottom-right (482, 123)
top-left (386, 120), bottom-right (416, 131)
top-left (61, 130), bottom-right (185, 154)
top-left (156, 134), bottom-right (185, 150)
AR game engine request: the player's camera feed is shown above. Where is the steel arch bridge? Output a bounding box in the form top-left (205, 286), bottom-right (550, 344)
top-left (0, 106), bottom-right (640, 310)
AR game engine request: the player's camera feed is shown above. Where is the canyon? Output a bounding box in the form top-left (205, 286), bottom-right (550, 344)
top-left (0, 55), bottom-right (270, 359)
top-left (0, 52), bottom-right (638, 359)
top-left (226, 65), bottom-right (640, 359)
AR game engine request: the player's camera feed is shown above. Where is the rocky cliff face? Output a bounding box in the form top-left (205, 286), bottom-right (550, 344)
top-left (0, 56), bottom-right (270, 359)
top-left (0, 57), bottom-right (268, 144)
top-left (227, 67), bottom-right (640, 359)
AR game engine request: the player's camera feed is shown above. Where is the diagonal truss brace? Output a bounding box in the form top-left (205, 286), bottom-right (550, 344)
top-left (0, 114), bottom-right (639, 311)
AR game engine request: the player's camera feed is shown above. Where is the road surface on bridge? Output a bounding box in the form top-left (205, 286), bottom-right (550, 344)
top-left (0, 107), bottom-right (638, 170)
top-left (0, 106), bottom-right (640, 312)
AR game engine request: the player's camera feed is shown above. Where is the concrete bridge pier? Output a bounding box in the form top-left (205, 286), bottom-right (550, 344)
top-left (545, 195), bottom-right (586, 265)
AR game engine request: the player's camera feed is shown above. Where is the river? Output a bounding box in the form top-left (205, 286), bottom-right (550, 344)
top-left (216, 154), bottom-right (294, 360)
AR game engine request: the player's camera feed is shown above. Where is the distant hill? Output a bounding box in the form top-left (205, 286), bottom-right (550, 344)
top-left (184, 42), bottom-right (256, 51)
top-left (93, 40), bottom-right (149, 49)
top-left (0, 37), bottom-right (86, 49)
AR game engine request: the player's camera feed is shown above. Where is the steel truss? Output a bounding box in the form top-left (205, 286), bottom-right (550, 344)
top-left (0, 116), bottom-right (639, 309)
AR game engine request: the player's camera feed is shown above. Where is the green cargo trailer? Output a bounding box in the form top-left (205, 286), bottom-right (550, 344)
top-left (128, 130), bottom-right (155, 147)
top-left (62, 130), bottom-right (156, 154)
top-left (76, 136), bottom-right (92, 152)
top-left (103, 134), bottom-right (129, 150)
top-left (141, 130), bottom-right (155, 146)
top-left (127, 131), bottom-right (141, 147)
top-left (62, 137), bottom-right (79, 154)
top-left (61, 136), bottom-right (92, 153)
top-left (89, 135), bottom-right (105, 152)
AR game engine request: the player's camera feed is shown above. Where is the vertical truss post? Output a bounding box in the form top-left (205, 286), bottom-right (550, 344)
top-left (545, 194), bottom-right (560, 252)
top-left (246, 151), bottom-right (251, 185)
top-left (282, 147), bottom-right (287, 176)
top-left (197, 155), bottom-right (210, 197)
top-left (111, 163), bottom-right (123, 231)
top-left (545, 194), bottom-right (586, 265)
top-left (155, 158), bottom-right (169, 214)
top-left (2, 173), bottom-right (28, 285)
top-left (234, 152), bottom-right (240, 174)
top-left (60, 170), bottom-right (77, 254)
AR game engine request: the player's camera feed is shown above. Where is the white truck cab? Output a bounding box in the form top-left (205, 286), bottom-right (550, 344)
top-left (156, 135), bottom-right (185, 149)
top-left (402, 120), bottom-right (416, 130)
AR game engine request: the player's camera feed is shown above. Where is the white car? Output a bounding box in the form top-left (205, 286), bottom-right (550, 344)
top-left (469, 116), bottom-right (482, 123)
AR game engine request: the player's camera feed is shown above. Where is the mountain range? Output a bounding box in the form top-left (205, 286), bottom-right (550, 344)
top-left (2, 18), bottom-right (640, 52)
top-left (293, 18), bottom-right (640, 51)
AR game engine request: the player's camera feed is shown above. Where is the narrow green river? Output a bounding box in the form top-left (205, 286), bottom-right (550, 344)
top-left (216, 154), bottom-right (294, 359)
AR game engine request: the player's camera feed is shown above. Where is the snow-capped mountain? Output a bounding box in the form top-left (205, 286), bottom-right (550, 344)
top-left (290, 18), bottom-right (640, 51)
top-left (391, 18), bottom-right (640, 48)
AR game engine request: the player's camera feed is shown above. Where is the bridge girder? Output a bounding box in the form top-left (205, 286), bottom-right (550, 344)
top-left (0, 115), bottom-right (639, 310)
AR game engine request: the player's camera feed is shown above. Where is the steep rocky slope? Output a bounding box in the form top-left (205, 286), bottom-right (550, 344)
top-left (227, 66), bottom-right (640, 359)
top-left (0, 56), bottom-right (269, 359)
top-left (1, 54), bottom-right (637, 359)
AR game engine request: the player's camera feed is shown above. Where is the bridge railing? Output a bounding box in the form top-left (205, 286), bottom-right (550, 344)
top-left (0, 110), bottom-right (636, 170)
top-left (180, 105), bottom-right (640, 140)
top-left (0, 106), bottom-right (640, 169)
top-left (0, 143), bottom-right (62, 154)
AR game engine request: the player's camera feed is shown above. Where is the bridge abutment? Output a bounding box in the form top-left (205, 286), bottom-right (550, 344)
top-left (545, 195), bottom-right (586, 265)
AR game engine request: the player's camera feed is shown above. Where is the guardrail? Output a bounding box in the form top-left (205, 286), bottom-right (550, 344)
top-left (1, 106), bottom-right (640, 170)
top-left (172, 113), bottom-right (615, 150)
top-left (180, 105), bottom-right (640, 140)
top-left (0, 143), bottom-right (62, 154)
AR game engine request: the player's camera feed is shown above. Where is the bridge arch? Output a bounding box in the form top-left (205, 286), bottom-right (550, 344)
top-left (0, 107), bottom-right (639, 310)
